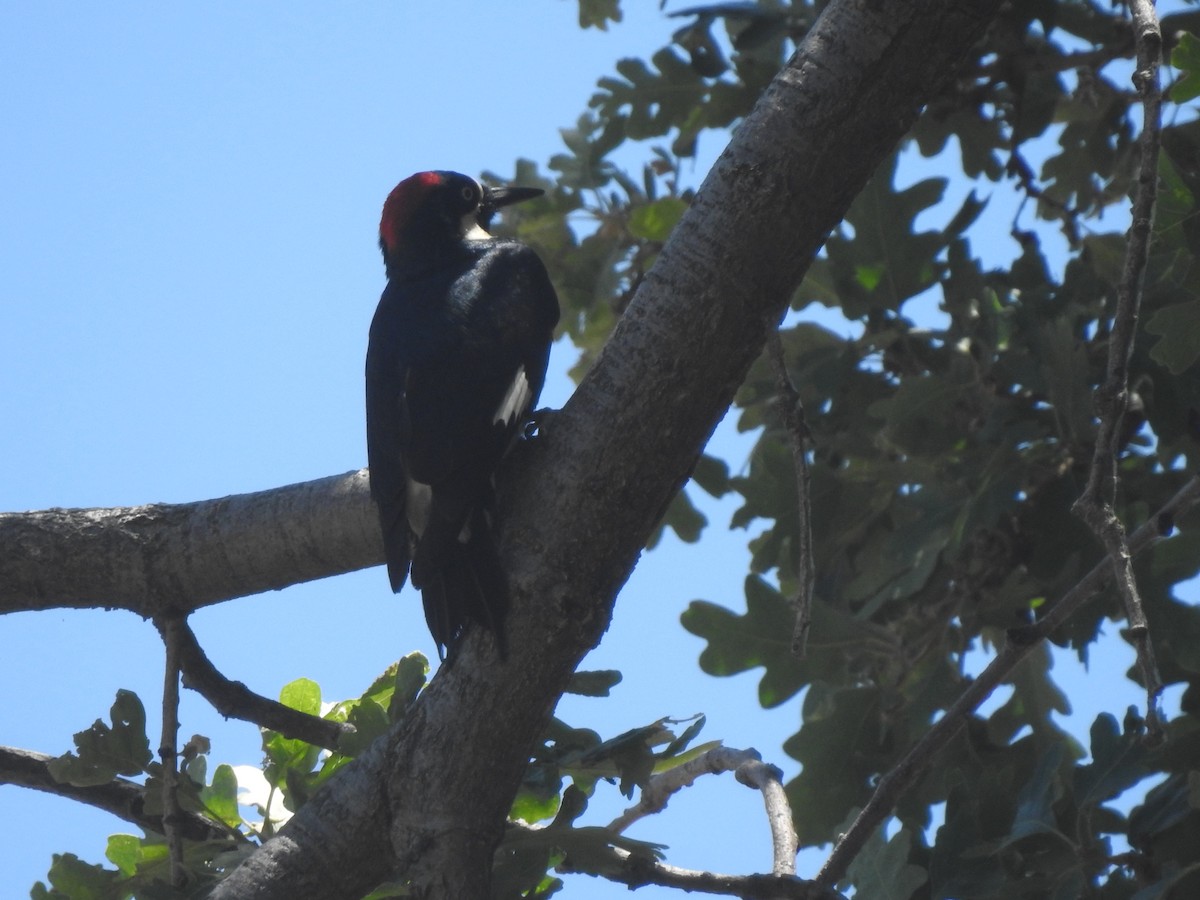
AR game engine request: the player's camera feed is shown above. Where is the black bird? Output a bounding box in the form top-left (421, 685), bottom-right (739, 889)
top-left (366, 171), bottom-right (559, 658)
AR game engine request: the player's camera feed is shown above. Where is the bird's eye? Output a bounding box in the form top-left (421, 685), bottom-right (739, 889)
top-left (461, 185), bottom-right (477, 202)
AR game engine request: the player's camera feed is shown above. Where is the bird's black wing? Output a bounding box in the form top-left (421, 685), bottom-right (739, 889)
top-left (395, 241), bottom-right (558, 655)
top-left (366, 265), bottom-right (464, 594)
top-left (366, 241), bottom-right (558, 655)
top-left (365, 284), bottom-right (417, 594)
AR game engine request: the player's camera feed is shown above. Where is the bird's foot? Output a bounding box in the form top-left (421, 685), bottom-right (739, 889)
top-left (523, 407), bottom-right (557, 441)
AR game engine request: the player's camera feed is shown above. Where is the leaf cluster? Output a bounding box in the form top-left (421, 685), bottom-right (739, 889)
top-left (539, 0), bottom-right (1200, 896)
top-left (32, 665), bottom-right (716, 899)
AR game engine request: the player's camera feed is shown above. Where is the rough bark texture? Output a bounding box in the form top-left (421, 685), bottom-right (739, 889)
top-left (0, 470), bottom-right (378, 616)
top-left (204, 0), bottom-right (1002, 896)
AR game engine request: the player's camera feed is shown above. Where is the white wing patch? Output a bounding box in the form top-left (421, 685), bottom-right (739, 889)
top-left (405, 477), bottom-right (432, 538)
top-left (495, 366), bottom-right (532, 429)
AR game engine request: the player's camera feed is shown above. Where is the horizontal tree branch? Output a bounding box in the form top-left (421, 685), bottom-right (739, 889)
top-left (0, 744), bottom-right (235, 844)
top-left (0, 470), bottom-right (379, 617)
top-left (569, 845), bottom-right (843, 899)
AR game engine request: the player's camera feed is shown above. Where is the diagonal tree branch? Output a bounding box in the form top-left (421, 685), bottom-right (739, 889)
top-left (205, 1), bottom-right (1005, 896)
top-left (162, 616), bottom-right (354, 750)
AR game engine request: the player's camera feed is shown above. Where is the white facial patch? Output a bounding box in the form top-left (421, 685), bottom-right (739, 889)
top-left (462, 177), bottom-right (491, 241)
top-left (463, 217), bottom-right (491, 241)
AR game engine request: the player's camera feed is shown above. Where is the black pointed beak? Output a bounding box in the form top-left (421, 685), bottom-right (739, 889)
top-left (481, 184), bottom-right (544, 214)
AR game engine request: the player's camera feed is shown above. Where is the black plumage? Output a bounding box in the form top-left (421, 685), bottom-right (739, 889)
top-left (366, 171), bottom-right (558, 657)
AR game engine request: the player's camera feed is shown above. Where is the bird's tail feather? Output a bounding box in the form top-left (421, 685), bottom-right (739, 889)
top-left (416, 511), bottom-right (509, 659)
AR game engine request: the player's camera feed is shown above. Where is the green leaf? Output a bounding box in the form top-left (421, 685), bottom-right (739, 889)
top-left (691, 453), bottom-right (730, 498)
top-left (104, 834), bottom-right (141, 876)
top-left (647, 487), bottom-right (707, 548)
top-left (589, 728), bottom-right (656, 798)
top-left (1146, 300), bottom-right (1200, 375)
top-left (1002, 742), bottom-right (1067, 846)
top-left (657, 714), bottom-right (705, 760)
top-left (103, 834), bottom-right (170, 880)
top-left (551, 112), bottom-right (624, 191)
top-left (785, 686), bottom-right (892, 847)
top-left (510, 785), bottom-right (562, 826)
top-left (577, 0), bottom-right (621, 30)
top-left (39, 853), bottom-right (118, 898)
top-left (1074, 713), bottom-right (1151, 808)
top-left (1128, 772), bottom-right (1193, 843)
top-left (495, 809), bottom-right (662, 900)
top-left (627, 197), bottom-right (687, 242)
top-left (999, 641), bottom-right (1074, 747)
top-left (683, 576), bottom-right (873, 708)
top-left (279, 677), bottom-right (321, 716)
top-left (825, 152), bottom-right (950, 317)
top-left (591, 48), bottom-right (708, 141)
top-left (1170, 32), bottom-right (1200, 103)
top-left (342, 697), bottom-right (391, 755)
top-left (844, 822), bottom-right (928, 900)
top-left (47, 690), bottom-right (153, 786)
top-left (200, 763), bottom-right (242, 827)
top-left (389, 652), bottom-right (429, 722)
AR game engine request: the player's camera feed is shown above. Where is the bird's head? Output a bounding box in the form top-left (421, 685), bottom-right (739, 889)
top-left (379, 170), bottom-right (543, 272)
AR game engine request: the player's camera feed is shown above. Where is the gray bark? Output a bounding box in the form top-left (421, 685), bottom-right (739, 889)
top-left (0, 470), bottom-right (377, 616)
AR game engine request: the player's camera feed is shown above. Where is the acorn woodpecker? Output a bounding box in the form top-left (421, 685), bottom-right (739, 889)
top-left (366, 171), bottom-right (559, 658)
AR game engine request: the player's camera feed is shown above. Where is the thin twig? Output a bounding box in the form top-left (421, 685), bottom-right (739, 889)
top-left (766, 328), bottom-right (815, 658)
top-left (608, 747), bottom-right (762, 833)
top-left (168, 617), bottom-right (353, 751)
top-left (1007, 145), bottom-right (1083, 247)
top-left (566, 840), bottom-right (844, 899)
top-left (1070, 0), bottom-right (1165, 741)
top-left (817, 475), bottom-right (1200, 889)
top-left (157, 614), bottom-right (186, 889)
top-left (736, 759), bottom-right (800, 877)
top-left (609, 747), bottom-right (800, 880)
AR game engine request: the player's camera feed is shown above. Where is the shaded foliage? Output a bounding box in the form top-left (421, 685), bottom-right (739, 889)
top-left (504, 0), bottom-right (1200, 896)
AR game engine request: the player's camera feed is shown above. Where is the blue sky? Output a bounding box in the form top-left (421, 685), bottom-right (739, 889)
top-left (0, 2), bottom-right (1186, 897)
